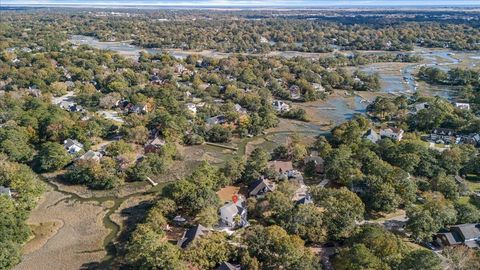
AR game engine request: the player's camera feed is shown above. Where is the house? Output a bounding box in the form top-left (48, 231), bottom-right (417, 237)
top-left (0, 186), bottom-right (12, 198)
top-left (455, 102), bottom-right (471, 110)
top-left (234, 104), bottom-right (247, 115)
top-left (364, 129), bottom-right (381, 143)
top-left (457, 133), bottom-right (480, 146)
top-left (380, 127), bottom-right (404, 141)
top-left (79, 150), bottom-right (102, 162)
top-left (177, 224), bottom-right (209, 249)
top-left (173, 63), bottom-right (193, 76)
top-left (219, 196), bottom-right (248, 228)
top-left (248, 178), bottom-right (276, 198)
top-left (150, 73), bottom-right (163, 85)
top-left (126, 103), bottom-right (149, 114)
top-left (312, 83), bottom-right (326, 92)
top-left (269, 160), bottom-right (293, 174)
top-left (186, 103), bottom-right (198, 115)
top-left (144, 137), bottom-right (166, 154)
top-left (216, 262), bottom-right (241, 270)
top-left (304, 151), bottom-right (325, 174)
top-left (64, 139), bottom-right (83, 154)
top-left (289, 85), bottom-right (301, 100)
top-left (296, 193), bottom-right (313, 205)
top-left (272, 100), bottom-right (290, 112)
top-left (435, 223), bottom-right (480, 249)
top-left (412, 102), bottom-right (430, 113)
top-left (206, 115), bottom-right (227, 126)
top-left (430, 128), bottom-right (457, 144)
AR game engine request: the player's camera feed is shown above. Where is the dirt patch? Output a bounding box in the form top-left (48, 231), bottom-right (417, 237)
top-left (16, 187), bottom-right (110, 270)
top-left (216, 186), bottom-right (241, 203)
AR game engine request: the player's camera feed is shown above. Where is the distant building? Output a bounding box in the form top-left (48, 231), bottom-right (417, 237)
top-left (248, 178), bottom-right (276, 198)
top-left (380, 127), bottom-right (404, 141)
top-left (0, 186), bottom-right (12, 198)
top-left (272, 100), bottom-right (290, 112)
top-left (289, 85), bottom-right (301, 100)
top-left (435, 223), bottom-right (480, 249)
top-left (216, 262), bottom-right (241, 270)
top-left (79, 150), bottom-right (102, 162)
top-left (234, 104), bottom-right (248, 115)
top-left (304, 151), bottom-right (325, 174)
top-left (455, 103), bottom-right (471, 110)
top-left (144, 137), bottom-right (166, 154)
top-left (64, 139), bottom-right (83, 154)
top-left (186, 103), bottom-right (198, 115)
top-left (364, 129), bottom-right (381, 143)
top-left (206, 115), bottom-right (227, 126)
top-left (430, 128), bottom-right (457, 144)
top-left (219, 196), bottom-right (248, 228)
top-left (177, 224), bottom-right (209, 249)
top-left (296, 193), bottom-right (313, 205)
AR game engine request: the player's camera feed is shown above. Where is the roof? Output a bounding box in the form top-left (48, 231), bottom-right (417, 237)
top-left (80, 150), bottom-right (102, 160)
top-left (438, 232), bottom-right (463, 246)
top-left (432, 128), bottom-right (456, 135)
top-left (64, 139), bottom-right (83, 149)
top-left (452, 224), bottom-right (480, 241)
top-left (147, 137), bottom-right (166, 147)
top-left (0, 186), bottom-right (12, 197)
top-left (220, 198), bottom-right (246, 219)
top-left (296, 194), bottom-right (314, 205)
top-left (216, 262), bottom-right (240, 270)
top-left (268, 160), bottom-right (293, 173)
top-left (178, 224), bottom-right (208, 249)
top-left (248, 178), bottom-right (275, 196)
top-left (381, 127), bottom-right (404, 134)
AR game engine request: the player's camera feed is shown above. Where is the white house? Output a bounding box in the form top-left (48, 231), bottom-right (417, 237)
top-left (186, 103), bottom-right (197, 115)
top-left (272, 100), bottom-right (290, 112)
top-left (380, 127), bottom-right (404, 141)
top-left (455, 103), bottom-right (471, 110)
top-left (219, 196), bottom-right (248, 228)
top-left (64, 139), bottom-right (84, 154)
top-left (0, 186), bottom-right (12, 198)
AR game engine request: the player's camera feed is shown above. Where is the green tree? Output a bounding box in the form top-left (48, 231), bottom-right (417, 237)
top-left (126, 224), bottom-right (185, 270)
top-left (311, 187), bottom-right (365, 239)
top-left (406, 193), bottom-right (457, 242)
top-left (0, 241), bottom-right (22, 270)
top-left (244, 225), bottom-right (320, 270)
top-left (184, 232), bottom-right (232, 269)
top-left (36, 142), bottom-right (72, 172)
top-left (398, 250), bottom-right (442, 270)
top-left (332, 244), bottom-right (388, 270)
top-left (196, 206), bottom-right (219, 227)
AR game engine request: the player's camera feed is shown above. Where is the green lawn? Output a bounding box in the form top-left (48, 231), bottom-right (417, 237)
top-left (465, 175), bottom-right (480, 192)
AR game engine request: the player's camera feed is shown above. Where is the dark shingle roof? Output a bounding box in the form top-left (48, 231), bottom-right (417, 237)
top-left (178, 224), bottom-right (208, 249)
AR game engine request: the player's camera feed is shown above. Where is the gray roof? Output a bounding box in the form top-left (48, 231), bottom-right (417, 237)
top-left (248, 179), bottom-right (275, 196)
top-left (80, 150), bottom-right (102, 160)
top-left (296, 194), bottom-right (313, 205)
top-left (64, 139), bottom-right (83, 149)
top-left (216, 262), bottom-right (240, 270)
top-left (452, 223), bottom-right (480, 241)
top-left (0, 186), bottom-right (12, 197)
top-left (220, 199), bottom-right (245, 219)
top-left (178, 224), bottom-right (208, 249)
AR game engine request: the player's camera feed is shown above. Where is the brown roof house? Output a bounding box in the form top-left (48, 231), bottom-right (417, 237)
top-left (144, 137), bottom-right (166, 154)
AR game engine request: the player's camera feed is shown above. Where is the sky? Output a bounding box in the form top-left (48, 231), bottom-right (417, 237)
top-left (3, 0), bottom-right (480, 7)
